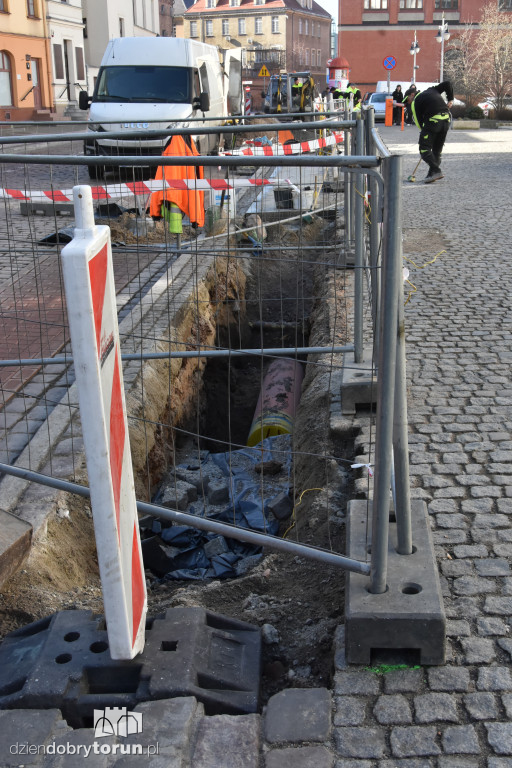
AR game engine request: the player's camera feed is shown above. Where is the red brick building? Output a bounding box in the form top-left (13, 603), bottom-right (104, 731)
top-left (338, 1), bottom-right (494, 92)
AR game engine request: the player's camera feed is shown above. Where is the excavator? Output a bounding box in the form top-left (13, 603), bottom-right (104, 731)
top-left (262, 72), bottom-right (317, 117)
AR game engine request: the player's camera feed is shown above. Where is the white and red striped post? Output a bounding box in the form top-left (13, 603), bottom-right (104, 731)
top-left (244, 87), bottom-right (252, 116)
top-left (61, 185), bottom-right (147, 660)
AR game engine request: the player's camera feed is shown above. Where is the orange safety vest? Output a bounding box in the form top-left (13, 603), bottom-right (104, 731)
top-left (149, 135), bottom-right (205, 227)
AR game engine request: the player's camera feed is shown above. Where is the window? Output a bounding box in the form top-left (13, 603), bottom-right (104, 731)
top-left (317, 48), bottom-right (321, 65)
top-left (190, 20), bottom-right (198, 37)
top-left (311, 49), bottom-right (315, 66)
top-left (0, 51), bottom-right (12, 106)
top-left (53, 43), bottom-right (64, 79)
top-left (305, 19), bottom-right (309, 34)
top-left (298, 19), bottom-right (303, 33)
top-left (434, 0), bottom-right (457, 6)
top-left (222, 18), bottom-right (229, 35)
top-left (238, 17), bottom-right (246, 34)
top-left (75, 47), bottom-right (85, 80)
top-left (400, 0), bottom-right (423, 6)
top-left (363, 0), bottom-right (388, 8)
top-left (317, 23), bottom-right (321, 36)
top-left (305, 48), bottom-right (309, 65)
top-left (500, 0), bottom-right (512, 8)
top-left (206, 0), bottom-right (215, 7)
top-left (0, 0), bottom-right (8, 10)
top-left (255, 0), bottom-right (265, 5)
top-left (82, 17), bottom-right (88, 38)
top-left (119, 17), bottom-right (125, 36)
top-left (230, 0), bottom-right (240, 7)
top-left (255, 16), bottom-right (262, 34)
top-left (206, 19), bottom-right (213, 35)
top-left (27, 0), bottom-right (37, 17)
top-left (271, 15), bottom-right (279, 32)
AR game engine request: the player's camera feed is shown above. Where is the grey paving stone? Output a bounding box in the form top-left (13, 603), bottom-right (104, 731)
top-left (453, 544), bottom-right (488, 558)
top-left (464, 692), bottom-right (499, 720)
top-left (43, 730), bottom-right (116, 768)
top-left (334, 727), bottom-right (386, 759)
top-left (460, 637), bottom-right (497, 663)
top-left (414, 692), bottom-right (458, 724)
top-left (441, 561), bottom-right (474, 578)
top-left (445, 619), bottom-right (471, 637)
top-left (486, 722), bottom-right (512, 755)
top-left (265, 689), bottom-right (331, 744)
top-left (427, 667), bottom-right (471, 692)
top-left (373, 694), bottom-right (412, 725)
top-left (334, 697), bottom-right (366, 726)
top-left (484, 597), bottom-right (512, 616)
top-left (476, 559), bottom-right (511, 576)
top-left (390, 726), bottom-right (440, 758)
top-left (479, 617), bottom-right (510, 636)
top-left (499, 639), bottom-right (512, 659)
top-left (334, 670), bottom-right (380, 696)
top-left (265, 746), bottom-right (334, 768)
top-left (453, 575), bottom-right (497, 596)
top-left (441, 725), bottom-right (480, 754)
top-left (192, 714), bottom-right (260, 768)
top-left (477, 667), bottom-right (512, 692)
top-left (383, 668), bottom-right (424, 694)
top-left (488, 758), bottom-right (512, 768)
top-left (334, 761), bottom-right (373, 768)
top-left (438, 759), bottom-right (479, 768)
top-left (380, 761), bottom-right (435, 768)
top-left (501, 694), bottom-right (512, 719)
top-left (0, 709), bottom-right (71, 768)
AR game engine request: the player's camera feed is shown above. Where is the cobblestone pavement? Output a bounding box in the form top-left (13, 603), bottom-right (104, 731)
top-left (328, 126), bottom-right (512, 766)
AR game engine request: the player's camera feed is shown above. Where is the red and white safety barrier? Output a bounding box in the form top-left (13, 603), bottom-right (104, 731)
top-left (0, 178), bottom-right (276, 203)
top-left (61, 185), bottom-right (147, 660)
top-left (221, 131), bottom-right (344, 157)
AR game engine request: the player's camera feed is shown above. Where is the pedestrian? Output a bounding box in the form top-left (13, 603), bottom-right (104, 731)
top-left (409, 80), bottom-right (454, 183)
top-left (343, 82), bottom-right (362, 111)
top-left (403, 84), bottom-right (417, 125)
top-left (392, 84), bottom-right (403, 125)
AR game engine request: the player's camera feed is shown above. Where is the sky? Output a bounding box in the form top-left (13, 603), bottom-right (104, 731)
top-left (320, 0), bottom-right (338, 25)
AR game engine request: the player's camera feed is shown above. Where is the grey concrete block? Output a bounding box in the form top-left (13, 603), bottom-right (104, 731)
top-left (464, 692), bottom-right (498, 721)
top-left (373, 694), bottom-right (412, 725)
top-left (442, 725), bottom-right (480, 754)
top-left (334, 670), bottom-right (380, 696)
top-left (265, 689), bottom-right (331, 744)
top-left (265, 746), bottom-right (333, 768)
top-left (345, 500), bottom-right (445, 665)
top-left (383, 668), bottom-right (424, 694)
top-left (208, 481), bottom-right (230, 505)
top-left (334, 696), bottom-right (366, 726)
top-left (161, 479), bottom-right (198, 510)
top-left (414, 693), bottom-right (458, 723)
top-left (192, 714), bottom-right (261, 768)
top-left (486, 722), bottom-right (512, 754)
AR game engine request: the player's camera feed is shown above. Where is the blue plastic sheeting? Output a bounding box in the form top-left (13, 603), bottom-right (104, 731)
top-left (144, 436), bottom-right (292, 581)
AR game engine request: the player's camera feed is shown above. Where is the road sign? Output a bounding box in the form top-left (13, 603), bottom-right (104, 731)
top-left (61, 185), bottom-right (147, 660)
top-left (258, 65), bottom-right (270, 77)
top-left (383, 56), bottom-right (396, 71)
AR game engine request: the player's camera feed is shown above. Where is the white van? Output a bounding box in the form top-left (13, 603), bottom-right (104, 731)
top-left (79, 37), bottom-right (242, 178)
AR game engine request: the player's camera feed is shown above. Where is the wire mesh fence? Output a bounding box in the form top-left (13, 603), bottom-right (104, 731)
top-left (0, 114), bottom-right (393, 586)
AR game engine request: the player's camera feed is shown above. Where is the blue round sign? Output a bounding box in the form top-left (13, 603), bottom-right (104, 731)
top-left (383, 56), bottom-right (397, 71)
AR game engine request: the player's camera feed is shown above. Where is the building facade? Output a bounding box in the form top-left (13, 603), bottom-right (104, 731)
top-left (159, 0), bottom-right (175, 35)
top-left (0, 0), bottom-right (54, 120)
top-left (338, 0), bottom-right (492, 92)
top-left (46, 0), bottom-right (87, 118)
top-left (183, 0), bottom-right (332, 106)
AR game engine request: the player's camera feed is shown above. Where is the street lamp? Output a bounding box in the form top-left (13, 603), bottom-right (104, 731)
top-left (436, 12), bottom-right (450, 82)
top-left (409, 31), bottom-right (420, 85)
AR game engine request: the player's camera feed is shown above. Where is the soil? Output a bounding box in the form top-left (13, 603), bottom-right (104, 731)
top-left (0, 185), bottom-right (350, 709)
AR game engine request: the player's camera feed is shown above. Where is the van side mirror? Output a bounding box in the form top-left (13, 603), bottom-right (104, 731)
top-left (79, 91), bottom-right (91, 110)
top-left (193, 92), bottom-right (210, 113)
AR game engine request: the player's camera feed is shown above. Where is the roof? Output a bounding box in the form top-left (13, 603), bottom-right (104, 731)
top-left (185, 0), bottom-right (331, 19)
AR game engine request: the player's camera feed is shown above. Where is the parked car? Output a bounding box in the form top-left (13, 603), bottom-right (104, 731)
top-left (362, 92), bottom-right (388, 121)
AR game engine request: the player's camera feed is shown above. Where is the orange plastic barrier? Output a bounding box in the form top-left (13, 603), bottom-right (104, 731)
top-left (385, 97), bottom-right (394, 127)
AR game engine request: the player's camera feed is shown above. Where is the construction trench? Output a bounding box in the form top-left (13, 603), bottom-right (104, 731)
top-left (0, 139), bottom-right (366, 715)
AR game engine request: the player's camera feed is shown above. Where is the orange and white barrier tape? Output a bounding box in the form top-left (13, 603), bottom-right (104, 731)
top-left (0, 178), bottom-right (277, 203)
top-left (221, 131), bottom-right (344, 157)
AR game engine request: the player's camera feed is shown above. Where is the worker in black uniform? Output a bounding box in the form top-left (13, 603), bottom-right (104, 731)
top-left (410, 80), bottom-right (454, 183)
top-left (291, 77), bottom-right (302, 104)
top-left (402, 84), bottom-right (417, 125)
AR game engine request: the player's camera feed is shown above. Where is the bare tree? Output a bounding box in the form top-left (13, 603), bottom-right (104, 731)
top-left (477, 2), bottom-right (512, 112)
top-left (444, 25), bottom-right (485, 106)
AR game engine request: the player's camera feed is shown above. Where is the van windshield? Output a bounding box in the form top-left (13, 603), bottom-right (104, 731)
top-left (94, 66), bottom-right (192, 104)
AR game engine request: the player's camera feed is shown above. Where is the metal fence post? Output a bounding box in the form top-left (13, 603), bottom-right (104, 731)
top-left (393, 242), bottom-right (413, 555)
top-left (354, 116), bottom-right (365, 364)
top-left (344, 104), bottom-right (352, 247)
top-left (370, 153), bottom-right (402, 595)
